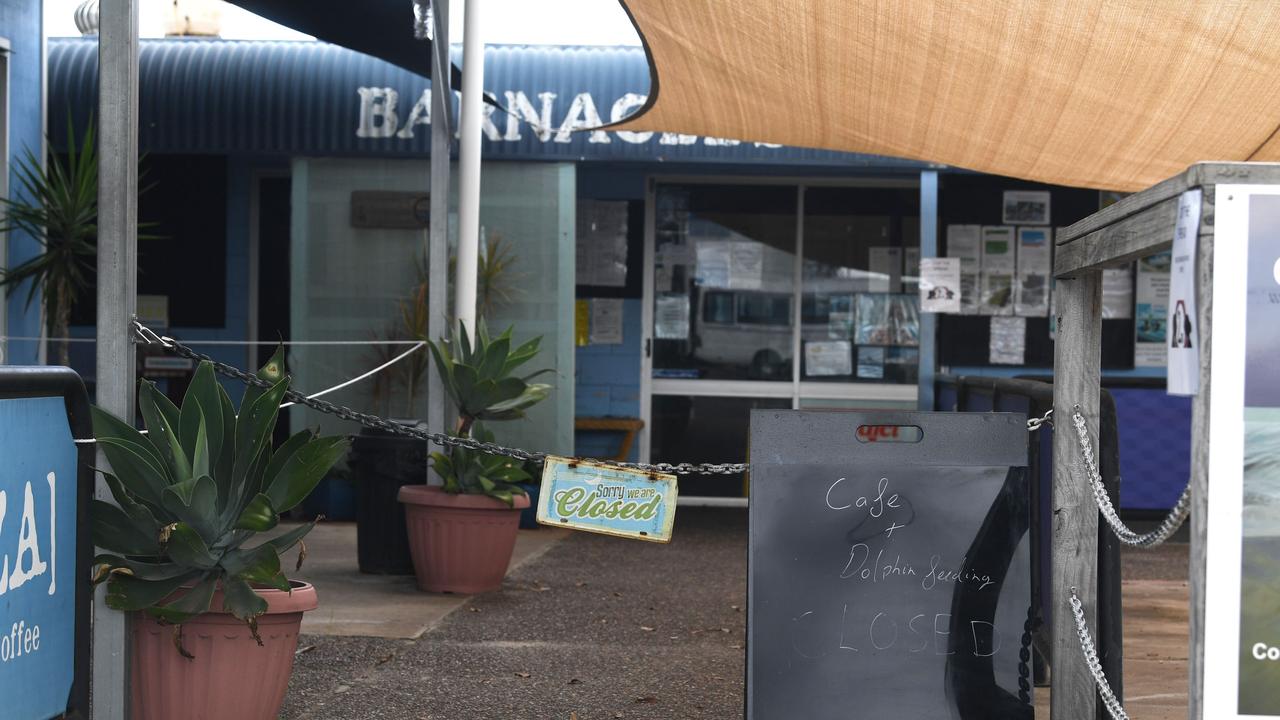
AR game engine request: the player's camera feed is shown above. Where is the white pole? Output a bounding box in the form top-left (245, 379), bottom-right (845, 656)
top-left (427, 0), bottom-right (450, 465)
top-left (95, 0), bottom-right (140, 716)
top-left (454, 0), bottom-right (483, 339)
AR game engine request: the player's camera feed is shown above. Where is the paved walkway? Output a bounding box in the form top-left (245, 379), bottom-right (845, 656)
top-left (281, 510), bottom-right (1193, 719)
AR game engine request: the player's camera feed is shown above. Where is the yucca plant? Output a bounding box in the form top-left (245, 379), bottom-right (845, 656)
top-left (427, 321), bottom-right (551, 504)
top-left (91, 350), bottom-right (348, 642)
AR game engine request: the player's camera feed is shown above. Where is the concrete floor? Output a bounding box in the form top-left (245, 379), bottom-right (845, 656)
top-left (275, 522), bottom-right (569, 639)
top-left (280, 512), bottom-right (1194, 719)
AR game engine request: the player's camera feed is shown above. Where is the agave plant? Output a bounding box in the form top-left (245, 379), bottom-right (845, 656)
top-left (91, 350), bottom-right (348, 642)
top-left (427, 321), bottom-right (551, 503)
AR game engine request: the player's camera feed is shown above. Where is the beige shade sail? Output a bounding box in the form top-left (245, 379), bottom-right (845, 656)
top-left (613, 0), bottom-right (1280, 191)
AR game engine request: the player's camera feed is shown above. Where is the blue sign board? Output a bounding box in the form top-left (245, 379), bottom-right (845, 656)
top-left (0, 369), bottom-right (91, 719)
top-left (537, 457), bottom-right (677, 543)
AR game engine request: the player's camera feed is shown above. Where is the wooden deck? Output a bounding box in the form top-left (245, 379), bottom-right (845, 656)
top-left (1036, 540), bottom-right (1191, 718)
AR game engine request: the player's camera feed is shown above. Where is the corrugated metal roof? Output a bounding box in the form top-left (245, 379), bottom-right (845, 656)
top-left (48, 37), bottom-right (930, 169)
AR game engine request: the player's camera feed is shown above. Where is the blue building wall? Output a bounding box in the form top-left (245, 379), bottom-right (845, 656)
top-left (1, 0), bottom-right (44, 365)
top-left (574, 298), bottom-right (643, 461)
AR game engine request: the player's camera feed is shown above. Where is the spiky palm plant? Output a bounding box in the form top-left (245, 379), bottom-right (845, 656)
top-left (0, 118), bottom-right (98, 366)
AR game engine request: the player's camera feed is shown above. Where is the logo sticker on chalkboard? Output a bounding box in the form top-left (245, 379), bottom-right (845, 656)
top-left (536, 457), bottom-right (677, 543)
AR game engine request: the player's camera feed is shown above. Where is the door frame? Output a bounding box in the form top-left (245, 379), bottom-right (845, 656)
top-left (639, 173), bottom-right (925, 473)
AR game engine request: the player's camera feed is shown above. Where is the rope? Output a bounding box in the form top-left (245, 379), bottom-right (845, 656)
top-left (1070, 405), bottom-right (1190, 547)
top-left (279, 342), bottom-right (425, 409)
top-left (1070, 588), bottom-right (1129, 720)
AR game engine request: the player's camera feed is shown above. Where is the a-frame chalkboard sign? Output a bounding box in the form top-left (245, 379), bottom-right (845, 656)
top-left (748, 410), bottom-right (1031, 719)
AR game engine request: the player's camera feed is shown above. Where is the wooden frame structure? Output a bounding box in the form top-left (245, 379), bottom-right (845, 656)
top-left (1051, 162), bottom-right (1280, 719)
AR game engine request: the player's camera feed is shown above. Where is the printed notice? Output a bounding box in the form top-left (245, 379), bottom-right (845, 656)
top-left (919, 257), bottom-right (961, 313)
top-left (804, 340), bottom-right (853, 377)
top-left (1167, 189), bottom-right (1202, 396)
top-left (589, 298), bottom-right (624, 345)
top-left (654, 294), bottom-right (690, 340)
top-left (1015, 227), bottom-right (1052, 317)
top-left (980, 226), bottom-right (1016, 316)
top-left (946, 225), bottom-right (982, 315)
top-left (989, 316), bottom-right (1027, 365)
top-left (1135, 251), bottom-right (1171, 367)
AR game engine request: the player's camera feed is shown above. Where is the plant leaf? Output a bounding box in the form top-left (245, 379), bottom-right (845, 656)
top-left (220, 575), bottom-right (269, 622)
top-left (94, 554), bottom-right (192, 581)
top-left (136, 380), bottom-right (187, 480)
top-left (161, 476), bottom-right (219, 541)
top-left (263, 436), bottom-right (349, 513)
top-left (102, 472), bottom-right (163, 530)
top-left (232, 376), bottom-right (290, 490)
top-left (240, 345), bottom-right (287, 413)
top-left (222, 544), bottom-right (289, 591)
top-left (104, 570), bottom-right (201, 612)
top-left (163, 522), bottom-right (220, 569)
top-left (94, 437), bottom-right (169, 508)
top-left (180, 363), bottom-right (225, 471)
top-left (91, 499), bottom-right (163, 556)
top-left (246, 518), bottom-right (318, 556)
top-left (234, 493), bottom-right (278, 532)
top-left (147, 573), bottom-right (218, 624)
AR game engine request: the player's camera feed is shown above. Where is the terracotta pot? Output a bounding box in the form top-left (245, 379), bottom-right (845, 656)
top-left (131, 581), bottom-right (318, 720)
top-left (398, 485), bottom-right (531, 593)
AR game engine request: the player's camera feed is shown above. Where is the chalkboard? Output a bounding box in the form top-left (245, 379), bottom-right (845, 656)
top-left (748, 411), bottom-right (1032, 719)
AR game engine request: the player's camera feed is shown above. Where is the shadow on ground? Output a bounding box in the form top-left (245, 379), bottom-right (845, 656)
top-left (282, 507), bottom-right (748, 720)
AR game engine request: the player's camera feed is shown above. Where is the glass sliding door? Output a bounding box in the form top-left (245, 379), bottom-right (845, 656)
top-left (643, 178), bottom-right (922, 502)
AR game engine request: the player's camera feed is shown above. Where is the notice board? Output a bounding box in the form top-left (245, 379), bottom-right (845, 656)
top-left (748, 411), bottom-right (1032, 719)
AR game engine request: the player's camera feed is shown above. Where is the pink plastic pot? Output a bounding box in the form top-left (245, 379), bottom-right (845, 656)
top-left (398, 485), bottom-right (530, 593)
top-left (131, 581), bottom-right (318, 720)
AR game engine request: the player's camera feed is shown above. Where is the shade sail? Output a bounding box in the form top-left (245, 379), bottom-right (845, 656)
top-left (615, 0), bottom-right (1280, 191)
top-left (225, 0), bottom-right (463, 88)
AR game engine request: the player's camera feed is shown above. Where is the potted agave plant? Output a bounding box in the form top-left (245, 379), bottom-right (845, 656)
top-left (91, 352), bottom-right (348, 720)
top-left (398, 321), bottom-right (551, 593)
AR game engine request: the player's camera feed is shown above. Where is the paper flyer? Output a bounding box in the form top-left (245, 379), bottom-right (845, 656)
top-left (1001, 190), bottom-right (1051, 225)
top-left (1166, 189), bottom-right (1202, 395)
top-left (654, 294), bottom-right (690, 340)
top-left (804, 340), bottom-right (853, 377)
top-left (856, 346), bottom-right (886, 379)
top-left (980, 226), bottom-right (1016, 316)
top-left (589, 298), bottom-right (624, 345)
top-left (1102, 266), bottom-right (1135, 319)
top-left (946, 225), bottom-right (982, 315)
top-left (575, 300), bottom-right (590, 346)
top-left (989, 316), bottom-right (1027, 365)
top-left (695, 241), bottom-right (731, 288)
top-left (729, 242), bottom-right (764, 290)
top-left (1014, 227), bottom-right (1052, 317)
top-left (575, 200), bottom-right (629, 287)
top-left (919, 257), bottom-right (961, 314)
top-left (868, 247), bottom-right (903, 293)
top-left (1134, 251), bottom-right (1171, 367)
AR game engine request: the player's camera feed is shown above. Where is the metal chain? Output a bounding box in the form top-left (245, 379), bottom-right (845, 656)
top-left (1027, 408), bottom-right (1053, 432)
top-left (1071, 405), bottom-right (1190, 547)
top-left (1069, 588), bottom-right (1129, 720)
top-left (133, 322), bottom-right (749, 476)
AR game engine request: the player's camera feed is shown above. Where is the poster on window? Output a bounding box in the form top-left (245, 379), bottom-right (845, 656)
top-left (946, 225), bottom-right (982, 315)
top-left (576, 200), bottom-right (629, 287)
top-left (979, 226), bottom-right (1016, 316)
top-left (1014, 227), bottom-right (1052, 317)
top-left (1202, 187), bottom-right (1280, 718)
top-left (1134, 251), bottom-right (1171, 367)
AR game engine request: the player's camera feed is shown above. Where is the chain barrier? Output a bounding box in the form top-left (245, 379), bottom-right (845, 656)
top-left (1070, 588), bottom-right (1129, 720)
top-left (133, 321), bottom-right (749, 476)
top-left (1070, 404), bottom-right (1190, 547)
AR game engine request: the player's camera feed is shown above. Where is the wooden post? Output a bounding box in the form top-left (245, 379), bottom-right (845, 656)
top-left (1051, 271), bottom-right (1103, 719)
top-left (95, 0), bottom-right (140, 716)
top-left (1187, 187), bottom-right (1215, 720)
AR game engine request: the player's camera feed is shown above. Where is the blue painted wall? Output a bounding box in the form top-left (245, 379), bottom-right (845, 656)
top-left (574, 298), bottom-right (643, 461)
top-left (1, 0), bottom-right (44, 365)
